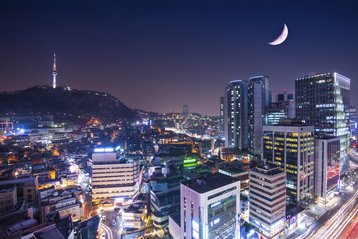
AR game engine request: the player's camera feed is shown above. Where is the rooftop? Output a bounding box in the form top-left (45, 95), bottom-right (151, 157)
top-left (0, 186), bottom-right (16, 193)
top-left (251, 164), bottom-right (283, 176)
top-left (181, 172), bottom-right (239, 194)
top-left (33, 224), bottom-right (65, 239)
top-left (219, 167), bottom-right (246, 175)
top-left (277, 119), bottom-right (309, 126)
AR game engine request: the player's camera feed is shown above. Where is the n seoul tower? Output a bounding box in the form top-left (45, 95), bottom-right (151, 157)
top-left (52, 53), bottom-right (57, 89)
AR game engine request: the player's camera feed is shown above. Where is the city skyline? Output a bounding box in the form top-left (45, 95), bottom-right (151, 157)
top-left (1, 1), bottom-right (358, 115)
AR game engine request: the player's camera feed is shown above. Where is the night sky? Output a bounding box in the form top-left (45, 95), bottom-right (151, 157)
top-left (1, 1), bottom-right (357, 115)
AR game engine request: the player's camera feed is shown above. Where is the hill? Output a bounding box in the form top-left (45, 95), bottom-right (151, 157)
top-left (0, 86), bottom-right (137, 119)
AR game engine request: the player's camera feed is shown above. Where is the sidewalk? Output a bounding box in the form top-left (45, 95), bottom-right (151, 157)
top-left (284, 203), bottom-right (327, 239)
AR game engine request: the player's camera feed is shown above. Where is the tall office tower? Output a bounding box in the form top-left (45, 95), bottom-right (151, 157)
top-left (180, 173), bottom-right (240, 239)
top-left (219, 97), bottom-right (224, 138)
top-left (296, 73), bottom-right (350, 173)
top-left (314, 137), bottom-right (340, 203)
top-left (224, 80), bottom-right (248, 149)
top-left (183, 104), bottom-right (189, 115)
top-left (91, 147), bottom-right (140, 203)
top-left (262, 120), bottom-right (315, 205)
top-left (349, 105), bottom-right (357, 134)
top-left (249, 164), bottom-right (286, 239)
top-left (248, 76), bottom-right (272, 155)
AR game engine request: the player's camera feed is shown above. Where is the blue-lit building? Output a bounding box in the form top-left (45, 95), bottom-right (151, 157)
top-left (219, 96), bottom-right (225, 138)
top-left (349, 105), bottom-right (357, 135)
top-left (266, 107), bottom-right (287, 126)
top-left (224, 80), bottom-right (248, 149)
top-left (295, 72), bottom-right (350, 174)
top-left (248, 76), bottom-right (272, 155)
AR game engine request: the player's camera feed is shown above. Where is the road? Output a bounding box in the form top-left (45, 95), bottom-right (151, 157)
top-left (101, 209), bottom-right (122, 239)
top-left (297, 186), bottom-right (358, 239)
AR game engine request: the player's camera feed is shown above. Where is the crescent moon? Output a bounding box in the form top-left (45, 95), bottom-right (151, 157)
top-left (269, 24), bottom-right (288, 46)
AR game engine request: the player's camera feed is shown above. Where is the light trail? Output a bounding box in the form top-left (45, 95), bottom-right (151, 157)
top-left (101, 221), bottom-right (114, 239)
top-left (297, 189), bottom-right (358, 239)
top-left (302, 190), bottom-right (358, 239)
top-left (331, 204), bottom-right (358, 239)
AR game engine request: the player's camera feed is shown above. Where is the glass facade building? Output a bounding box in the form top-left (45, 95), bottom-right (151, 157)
top-left (207, 195), bottom-right (237, 238)
top-left (224, 80), bottom-right (248, 149)
top-left (295, 73), bottom-right (350, 174)
top-left (219, 96), bottom-right (224, 138)
top-left (248, 76), bottom-right (272, 155)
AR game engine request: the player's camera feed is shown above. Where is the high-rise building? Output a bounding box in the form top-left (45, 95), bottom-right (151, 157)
top-left (219, 96), bottom-right (224, 138)
top-left (180, 173), bottom-right (240, 239)
top-left (91, 147), bottom-right (140, 203)
top-left (183, 104), bottom-right (189, 115)
top-left (248, 76), bottom-right (272, 155)
top-left (224, 80), bottom-right (248, 149)
top-left (349, 105), bottom-right (357, 134)
top-left (314, 137), bottom-right (340, 203)
top-left (262, 120), bottom-right (315, 205)
top-left (296, 72), bottom-right (350, 173)
top-left (249, 164), bottom-right (286, 239)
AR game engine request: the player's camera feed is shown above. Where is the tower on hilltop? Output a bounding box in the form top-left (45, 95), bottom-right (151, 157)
top-left (52, 53), bottom-right (57, 89)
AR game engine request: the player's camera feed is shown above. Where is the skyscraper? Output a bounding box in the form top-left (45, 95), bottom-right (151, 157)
top-left (52, 53), bottom-right (57, 89)
top-left (183, 104), bottom-right (189, 115)
top-left (349, 105), bottom-right (357, 134)
top-left (219, 96), bottom-right (224, 138)
top-left (248, 76), bottom-right (272, 155)
top-left (295, 72), bottom-right (350, 173)
top-left (224, 80), bottom-right (248, 149)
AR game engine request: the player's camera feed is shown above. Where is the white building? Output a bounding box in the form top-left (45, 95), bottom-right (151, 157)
top-left (91, 148), bottom-right (140, 203)
top-left (39, 188), bottom-right (83, 223)
top-left (179, 173), bottom-right (240, 239)
top-left (314, 137), bottom-right (340, 202)
top-left (249, 164), bottom-right (286, 239)
top-left (0, 186), bottom-right (17, 210)
top-left (0, 118), bottom-right (13, 132)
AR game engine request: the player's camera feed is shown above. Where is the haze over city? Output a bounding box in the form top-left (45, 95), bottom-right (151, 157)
top-left (1, 0), bottom-right (358, 115)
top-left (0, 1), bottom-right (358, 239)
